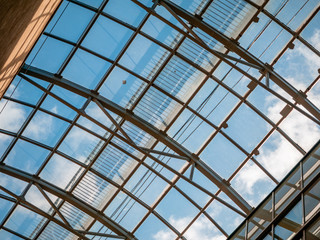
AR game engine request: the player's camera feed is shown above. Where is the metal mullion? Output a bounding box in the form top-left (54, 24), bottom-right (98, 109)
top-left (0, 184), bottom-right (34, 237)
top-left (2, 95), bottom-right (74, 125)
top-left (0, 82), bottom-right (53, 164)
top-left (89, 164), bottom-right (186, 238)
top-left (2, 96), bottom-right (37, 109)
top-left (227, 71), bottom-right (319, 184)
top-left (65, 0), bottom-right (97, 11)
top-left (140, 148), bottom-right (189, 161)
top-left (94, 99), bottom-right (135, 144)
top-left (108, 140), bottom-right (246, 218)
top-left (78, 231), bottom-right (126, 239)
top-left (56, 0), bottom-right (111, 76)
top-left (132, 162), bottom-right (192, 235)
top-left (206, 6), bottom-right (238, 28)
top-left (174, 186), bottom-right (229, 238)
top-left (42, 32), bottom-right (76, 47)
top-left (256, 166), bottom-right (320, 240)
top-left (34, 183), bottom-right (72, 228)
top-left (139, 0), bottom-right (320, 125)
top-left (100, 12), bottom-right (137, 32)
top-left (66, 10), bottom-right (164, 232)
top-left (244, 0), bottom-right (320, 58)
top-left (21, 65), bottom-right (254, 214)
top-left (93, 2), bottom-right (158, 92)
top-left (29, 108), bottom-right (89, 238)
top-left (2, 226), bottom-right (31, 240)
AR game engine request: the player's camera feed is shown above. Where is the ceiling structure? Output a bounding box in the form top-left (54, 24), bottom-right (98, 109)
top-left (0, 0), bottom-right (320, 239)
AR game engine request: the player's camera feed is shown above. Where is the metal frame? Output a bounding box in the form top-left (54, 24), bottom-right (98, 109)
top-left (0, 0), bottom-right (319, 239)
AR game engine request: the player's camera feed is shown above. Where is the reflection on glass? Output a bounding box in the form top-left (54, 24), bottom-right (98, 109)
top-left (304, 180), bottom-right (320, 222)
top-left (275, 200), bottom-right (302, 240)
top-left (306, 216), bottom-right (320, 239)
top-left (82, 16), bottom-right (133, 60)
top-left (46, 1), bottom-right (94, 42)
top-left (5, 139), bottom-right (49, 174)
top-left (275, 166), bottom-right (301, 216)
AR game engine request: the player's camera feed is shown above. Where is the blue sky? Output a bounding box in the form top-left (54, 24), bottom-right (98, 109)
top-left (0, 0), bottom-right (320, 239)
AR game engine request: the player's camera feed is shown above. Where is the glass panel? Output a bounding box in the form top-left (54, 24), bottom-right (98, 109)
top-left (0, 229), bottom-right (24, 240)
top-left (304, 180), bottom-right (320, 221)
top-left (134, 87), bottom-right (182, 130)
top-left (0, 134), bottom-right (13, 158)
top-left (203, 0), bottom-right (255, 38)
top-left (154, 56), bottom-right (206, 102)
top-left (306, 216), bottom-right (320, 239)
top-left (0, 173), bottom-right (28, 196)
top-left (46, 1), bottom-right (94, 42)
top-left (275, 165), bottom-right (301, 216)
top-left (119, 34), bottom-right (170, 80)
top-left (8, 76), bottom-right (44, 105)
top-left (100, 66), bottom-right (147, 108)
top-left (124, 164), bottom-right (168, 206)
top-left (82, 16), bottom-right (133, 60)
top-left (40, 154), bottom-right (84, 190)
top-left (104, 191), bottom-right (148, 231)
top-left (5, 205), bottom-right (45, 238)
top-left (135, 212), bottom-right (178, 240)
top-left (141, 13), bottom-right (182, 48)
top-left (58, 126), bottom-right (102, 164)
top-left (275, 200), bottom-right (303, 239)
top-left (38, 221), bottom-right (76, 240)
top-left (155, 188), bottom-right (199, 232)
top-left (22, 110), bottom-right (69, 147)
top-left (92, 143), bottom-right (136, 186)
top-left (40, 94), bottom-right (77, 120)
top-left (303, 141), bottom-right (320, 186)
top-left (73, 171), bottom-right (117, 210)
top-left (26, 36), bottom-right (73, 73)
top-left (0, 198), bottom-right (14, 223)
top-left (0, 100), bottom-right (32, 133)
top-left (5, 139), bottom-right (49, 174)
top-left (103, 0), bottom-right (147, 27)
top-left (200, 132), bottom-right (246, 179)
top-left (63, 49), bottom-right (111, 89)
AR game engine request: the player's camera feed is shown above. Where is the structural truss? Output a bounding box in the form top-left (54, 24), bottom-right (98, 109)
top-left (0, 0), bottom-right (320, 239)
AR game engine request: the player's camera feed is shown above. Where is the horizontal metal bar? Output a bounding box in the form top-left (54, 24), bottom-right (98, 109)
top-left (20, 64), bottom-right (252, 214)
top-left (157, 0), bottom-right (320, 122)
top-left (0, 163), bottom-right (135, 239)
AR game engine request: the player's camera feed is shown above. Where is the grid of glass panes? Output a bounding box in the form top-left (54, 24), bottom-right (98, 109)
top-left (0, 0), bottom-right (319, 239)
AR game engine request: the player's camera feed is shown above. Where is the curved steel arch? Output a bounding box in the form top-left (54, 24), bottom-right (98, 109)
top-left (157, 0), bottom-right (320, 122)
top-left (20, 64), bottom-right (253, 214)
top-left (0, 163), bottom-right (136, 240)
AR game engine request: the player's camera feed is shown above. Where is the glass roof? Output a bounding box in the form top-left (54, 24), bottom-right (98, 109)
top-left (0, 0), bottom-right (320, 239)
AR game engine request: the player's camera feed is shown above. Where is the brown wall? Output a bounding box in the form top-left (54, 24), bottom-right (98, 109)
top-left (0, 0), bottom-right (61, 98)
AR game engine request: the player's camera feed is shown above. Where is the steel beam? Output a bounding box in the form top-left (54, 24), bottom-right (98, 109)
top-left (0, 163), bottom-right (135, 240)
top-left (157, 0), bottom-right (320, 122)
top-left (20, 64), bottom-right (253, 214)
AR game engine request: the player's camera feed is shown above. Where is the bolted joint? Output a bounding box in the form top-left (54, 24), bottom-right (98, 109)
top-left (54, 73), bottom-right (62, 79)
top-left (293, 90), bottom-right (308, 103)
top-left (90, 89), bottom-right (99, 95)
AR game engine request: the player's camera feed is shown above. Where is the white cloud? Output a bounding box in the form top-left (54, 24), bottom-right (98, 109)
top-left (153, 215), bottom-right (225, 240)
top-left (23, 113), bottom-right (53, 140)
top-left (0, 100), bottom-right (26, 133)
top-left (233, 29), bottom-right (320, 197)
